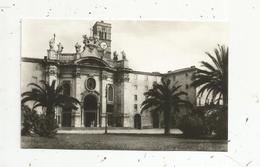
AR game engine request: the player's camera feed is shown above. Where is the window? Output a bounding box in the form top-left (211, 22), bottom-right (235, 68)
top-left (86, 78), bottom-right (96, 90)
top-left (145, 85), bottom-right (148, 91)
top-left (57, 115), bottom-right (61, 124)
top-left (108, 85), bottom-right (114, 102)
top-left (185, 73), bottom-right (189, 77)
top-left (134, 85), bottom-right (138, 90)
top-left (134, 104), bottom-right (138, 111)
top-left (63, 82), bottom-right (70, 96)
top-left (104, 32), bottom-right (107, 39)
top-left (134, 95), bottom-right (138, 101)
top-left (99, 32), bottom-right (102, 39)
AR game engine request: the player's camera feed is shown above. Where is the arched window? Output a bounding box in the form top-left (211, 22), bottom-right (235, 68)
top-left (108, 85), bottom-right (113, 102)
top-left (99, 31), bottom-right (103, 39)
top-left (104, 32), bottom-right (107, 39)
top-left (63, 82), bottom-right (70, 96)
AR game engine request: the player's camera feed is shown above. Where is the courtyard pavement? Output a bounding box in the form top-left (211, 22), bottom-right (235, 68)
top-left (57, 128), bottom-right (183, 135)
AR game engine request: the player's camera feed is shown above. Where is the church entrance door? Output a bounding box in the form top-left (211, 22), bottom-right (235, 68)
top-left (134, 114), bottom-right (141, 129)
top-left (62, 109), bottom-right (71, 127)
top-left (152, 112), bottom-right (159, 128)
top-left (84, 95), bottom-right (98, 127)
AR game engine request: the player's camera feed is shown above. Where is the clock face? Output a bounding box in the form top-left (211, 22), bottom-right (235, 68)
top-left (100, 42), bottom-right (107, 50)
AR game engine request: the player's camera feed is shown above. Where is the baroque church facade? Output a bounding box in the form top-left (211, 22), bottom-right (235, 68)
top-left (21, 21), bottom-right (197, 129)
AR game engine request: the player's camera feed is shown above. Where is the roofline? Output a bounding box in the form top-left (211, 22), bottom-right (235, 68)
top-left (131, 66), bottom-right (196, 76)
top-left (21, 57), bottom-right (44, 63)
top-left (21, 57), bottom-right (196, 76)
top-left (165, 66), bottom-right (197, 75)
top-left (131, 70), bottom-right (163, 76)
top-left (93, 21), bottom-right (112, 28)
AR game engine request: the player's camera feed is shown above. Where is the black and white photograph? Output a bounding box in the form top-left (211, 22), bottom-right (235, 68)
top-left (2, 0), bottom-right (260, 166)
top-left (21, 20), bottom-right (228, 151)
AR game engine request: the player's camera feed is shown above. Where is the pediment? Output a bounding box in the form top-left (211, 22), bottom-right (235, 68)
top-left (75, 57), bottom-right (110, 68)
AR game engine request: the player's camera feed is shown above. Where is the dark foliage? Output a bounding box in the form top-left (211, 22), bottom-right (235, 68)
top-left (203, 106), bottom-right (228, 139)
top-left (141, 78), bottom-right (192, 135)
top-left (21, 80), bottom-right (80, 137)
top-left (191, 44), bottom-right (228, 139)
top-left (178, 113), bottom-right (205, 137)
top-left (21, 104), bottom-right (38, 136)
top-left (191, 44), bottom-right (228, 107)
top-left (33, 114), bottom-right (58, 137)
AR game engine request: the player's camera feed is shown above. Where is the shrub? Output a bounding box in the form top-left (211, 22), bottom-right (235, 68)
top-left (21, 105), bottom-right (58, 137)
top-left (33, 114), bottom-right (58, 137)
top-left (21, 105), bottom-right (38, 136)
top-left (214, 110), bottom-right (228, 139)
top-left (178, 114), bottom-right (205, 137)
top-left (204, 107), bottom-right (228, 139)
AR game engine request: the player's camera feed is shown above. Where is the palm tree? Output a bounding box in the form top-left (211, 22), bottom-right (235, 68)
top-left (191, 44), bottom-right (228, 107)
top-left (21, 80), bottom-right (80, 136)
top-left (141, 78), bottom-right (192, 135)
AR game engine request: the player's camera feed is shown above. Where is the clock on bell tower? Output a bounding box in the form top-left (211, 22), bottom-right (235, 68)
top-left (92, 21), bottom-right (111, 54)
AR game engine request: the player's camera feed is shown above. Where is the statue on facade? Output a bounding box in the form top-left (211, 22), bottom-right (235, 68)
top-left (113, 51), bottom-right (118, 61)
top-left (83, 34), bottom-right (89, 45)
top-left (93, 34), bottom-right (99, 44)
top-left (82, 34), bottom-right (99, 52)
top-left (121, 50), bottom-right (127, 60)
top-left (57, 42), bottom-right (64, 53)
top-left (49, 34), bottom-right (56, 50)
top-left (75, 42), bottom-right (81, 53)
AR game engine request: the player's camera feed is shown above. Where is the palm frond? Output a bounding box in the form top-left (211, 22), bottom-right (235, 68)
top-left (192, 45), bottom-right (228, 106)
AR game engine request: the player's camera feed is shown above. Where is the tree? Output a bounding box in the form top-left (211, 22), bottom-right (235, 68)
top-left (21, 80), bottom-right (80, 136)
top-left (141, 78), bottom-right (192, 135)
top-left (191, 44), bottom-right (228, 139)
top-left (191, 44), bottom-right (228, 107)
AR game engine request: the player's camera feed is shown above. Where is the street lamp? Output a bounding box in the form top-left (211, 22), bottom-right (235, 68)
top-left (100, 42), bottom-right (108, 134)
top-left (105, 84), bottom-right (108, 134)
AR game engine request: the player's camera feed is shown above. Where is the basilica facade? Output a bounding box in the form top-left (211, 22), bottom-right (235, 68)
top-left (21, 21), bottom-right (197, 129)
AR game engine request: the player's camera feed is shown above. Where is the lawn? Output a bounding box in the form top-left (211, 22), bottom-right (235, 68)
top-left (21, 134), bottom-right (227, 151)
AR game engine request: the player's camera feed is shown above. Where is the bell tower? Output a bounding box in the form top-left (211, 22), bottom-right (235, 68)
top-left (93, 21), bottom-right (112, 53)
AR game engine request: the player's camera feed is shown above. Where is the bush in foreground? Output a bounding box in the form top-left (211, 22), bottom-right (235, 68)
top-left (21, 80), bottom-right (80, 137)
top-left (33, 114), bottom-right (58, 137)
top-left (21, 104), bottom-right (58, 137)
top-left (178, 114), bottom-right (205, 138)
top-left (21, 105), bottom-right (38, 136)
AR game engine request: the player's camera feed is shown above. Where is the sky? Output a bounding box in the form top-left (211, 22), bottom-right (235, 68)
top-left (22, 19), bottom-right (228, 73)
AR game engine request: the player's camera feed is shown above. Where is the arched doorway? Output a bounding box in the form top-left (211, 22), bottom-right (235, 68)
top-left (84, 95), bottom-right (98, 127)
top-left (134, 114), bottom-right (141, 129)
top-left (62, 109), bottom-right (71, 127)
top-left (152, 112), bottom-right (159, 128)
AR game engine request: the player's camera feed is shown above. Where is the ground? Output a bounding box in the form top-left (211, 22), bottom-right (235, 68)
top-left (21, 132), bottom-right (227, 151)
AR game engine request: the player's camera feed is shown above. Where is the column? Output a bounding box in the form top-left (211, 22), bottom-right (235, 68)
top-left (74, 67), bottom-right (82, 127)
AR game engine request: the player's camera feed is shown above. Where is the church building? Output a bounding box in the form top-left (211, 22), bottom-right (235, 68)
top-left (21, 21), bottom-right (197, 129)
